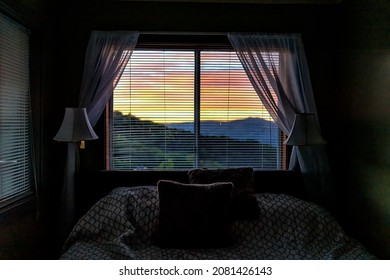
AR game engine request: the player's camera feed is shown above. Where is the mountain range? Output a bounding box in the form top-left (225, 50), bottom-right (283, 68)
top-left (167, 117), bottom-right (279, 147)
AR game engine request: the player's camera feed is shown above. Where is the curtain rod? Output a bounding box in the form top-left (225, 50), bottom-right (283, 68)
top-left (139, 31), bottom-right (229, 36)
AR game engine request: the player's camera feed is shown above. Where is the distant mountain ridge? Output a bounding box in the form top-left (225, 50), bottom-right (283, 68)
top-left (167, 117), bottom-right (279, 147)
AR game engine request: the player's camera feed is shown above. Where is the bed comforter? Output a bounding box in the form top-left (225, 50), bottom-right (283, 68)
top-left (60, 186), bottom-right (375, 260)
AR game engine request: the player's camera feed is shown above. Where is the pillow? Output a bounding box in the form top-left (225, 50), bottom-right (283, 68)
top-left (188, 167), bottom-right (260, 220)
top-left (153, 180), bottom-right (235, 248)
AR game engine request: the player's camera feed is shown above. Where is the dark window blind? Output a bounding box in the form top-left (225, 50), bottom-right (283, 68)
top-left (0, 13), bottom-right (32, 206)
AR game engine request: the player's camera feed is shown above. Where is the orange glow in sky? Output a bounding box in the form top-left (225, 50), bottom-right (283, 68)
top-left (113, 50), bottom-right (273, 124)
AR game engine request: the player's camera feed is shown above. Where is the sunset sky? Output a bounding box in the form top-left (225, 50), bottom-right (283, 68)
top-left (113, 50), bottom-right (273, 124)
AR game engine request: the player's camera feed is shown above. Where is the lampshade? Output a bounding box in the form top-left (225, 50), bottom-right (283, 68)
top-left (53, 107), bottom-right (98, 142)
top-left (284, 113), bottom-right (326, 146)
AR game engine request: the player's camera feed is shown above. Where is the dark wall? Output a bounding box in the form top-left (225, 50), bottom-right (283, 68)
top-left (327, 0), bottom-right (390, 259)
top-left (3, 0), bottom-right (389, 259)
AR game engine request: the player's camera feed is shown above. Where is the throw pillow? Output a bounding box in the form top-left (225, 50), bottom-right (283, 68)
top-left (188, 167), bottom-right (260, 220)
top-left (153, 180), bottom-right (235, 248)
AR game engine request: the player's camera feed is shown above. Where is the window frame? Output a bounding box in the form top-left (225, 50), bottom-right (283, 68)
top-left (106, 38), bottom-right (287, 171)
top-left (0, 12), bottom-right (33, 211)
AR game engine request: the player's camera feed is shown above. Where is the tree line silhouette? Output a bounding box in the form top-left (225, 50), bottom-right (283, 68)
top-left (112, 111), bottom-right (279, 170)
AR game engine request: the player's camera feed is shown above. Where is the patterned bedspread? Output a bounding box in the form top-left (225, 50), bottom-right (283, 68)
top-left (60, 186), bottom-right (375, 260)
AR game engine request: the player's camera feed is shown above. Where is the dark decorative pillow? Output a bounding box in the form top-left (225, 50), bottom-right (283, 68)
top-left (188, 167), bottom-right (260, 220)
top-left (153, 180), bottom-right (235, 248)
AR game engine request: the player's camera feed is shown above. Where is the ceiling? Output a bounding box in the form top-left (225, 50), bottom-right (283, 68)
top-left (112, 0), bottom-right (342, 4)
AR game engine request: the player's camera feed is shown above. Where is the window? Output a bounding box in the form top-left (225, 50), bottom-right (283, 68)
top-left (109, 48), bottom-right (285, 170)
top-left (0, 13), bottom-right (32, 208)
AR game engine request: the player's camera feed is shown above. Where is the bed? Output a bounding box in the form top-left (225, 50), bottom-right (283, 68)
top-left (60, 168), bottom-right (375, 260)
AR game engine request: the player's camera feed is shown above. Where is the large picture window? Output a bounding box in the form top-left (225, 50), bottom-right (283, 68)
top-left (0, 13), bottom-right (32, 208)
top-left (109, 49), bottom-right (285, 170)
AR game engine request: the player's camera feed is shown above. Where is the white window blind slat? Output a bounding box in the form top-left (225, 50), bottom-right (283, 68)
top-left (111, 49), bottom-right (284, 170)
top-left (0, 13), bottom-right (32, 205)
top-left (198, 51), bottom-right (281, 168)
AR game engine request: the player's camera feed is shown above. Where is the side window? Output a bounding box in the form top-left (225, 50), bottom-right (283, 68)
top-left (0, 13), bottom-right (32, 207)
top-left (109, 49), bottom-right (285, 170)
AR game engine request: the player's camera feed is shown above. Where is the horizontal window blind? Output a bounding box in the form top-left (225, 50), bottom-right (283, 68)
top-left (199, 51), bottom-right (282, 169)
top-left (0, 13), bottom-right (32, 205)
top-left (111, 49), bottom-right (284, 170)
top-left (112, 51), bottom-right (195, 169)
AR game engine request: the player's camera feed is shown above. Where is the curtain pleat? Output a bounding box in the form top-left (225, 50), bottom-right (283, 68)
top-left (60, 31), bottom-right (139, 233)
top-left (228, 33), bottom-right (334, 207)
top-left (78, 31), bottom-right (139, 126)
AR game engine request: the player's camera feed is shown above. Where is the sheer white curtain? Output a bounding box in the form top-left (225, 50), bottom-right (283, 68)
top-left (59, 31), bottom-right (139, 237)
top-left (228, 33), bottom-right (333, 206)
top-left (78, 31), bottom-right (139, 126)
